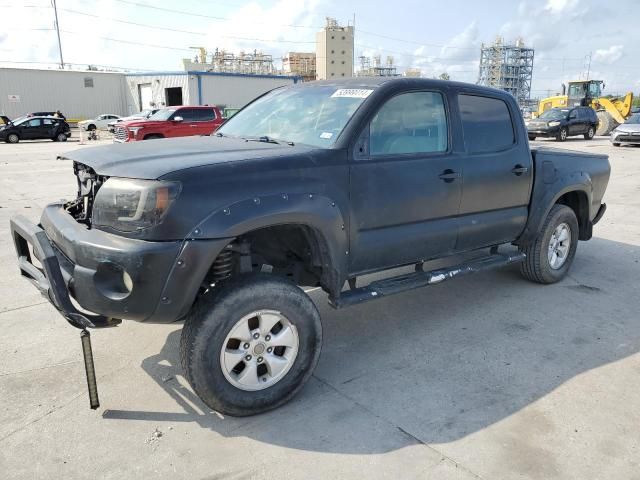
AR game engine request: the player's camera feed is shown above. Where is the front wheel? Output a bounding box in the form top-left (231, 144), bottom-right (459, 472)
top-left (519, 204), bottom-right (578, 284)
top-left (584, 126), bottom-right (595, 140)
top-left (528, 135), bottom-right (536, 141)
top-left (556, 127), bottom-right (568, 142)
top-left (6, 133), bottom-right (19, 144)
top-left (612, 142), bottom-right (620, 147)
top-left (180, 274), bottom-right (322, 416)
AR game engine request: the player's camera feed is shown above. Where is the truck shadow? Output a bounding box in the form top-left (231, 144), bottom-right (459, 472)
top-left (103, 237), bottom-right (640, 453)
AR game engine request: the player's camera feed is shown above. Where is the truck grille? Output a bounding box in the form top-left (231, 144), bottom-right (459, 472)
top-left (113, 125), bottom-right (128, 142)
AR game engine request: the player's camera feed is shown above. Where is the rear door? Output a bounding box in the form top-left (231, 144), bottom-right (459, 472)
top-left (42, 118), bottom-right (59, 138)
top-left (349, 90), bottom-right (462, 273)
top-left (455, 92), bottom-right (532, 251)
top-left (567, 108), bottom-right (583, 135)
top-left (191, 108), bottom-right (218, 135)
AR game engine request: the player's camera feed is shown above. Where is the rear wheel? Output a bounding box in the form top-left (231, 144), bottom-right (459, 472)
top-left (54, 132), bottom-right (67, 142)
top-left (180, 274), bottom-right (322, 416)
top-left (519, 204), bottom-right (578, 284)
top-left (7, 133), bottom-right (19, 144)
top-left (556, 127), bottom-right (568, 142)
top-left (584, 126), bottom-right (595, 140)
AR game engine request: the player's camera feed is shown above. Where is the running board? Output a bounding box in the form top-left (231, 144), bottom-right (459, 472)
top-left (330, 252), bottom-right (526, 309)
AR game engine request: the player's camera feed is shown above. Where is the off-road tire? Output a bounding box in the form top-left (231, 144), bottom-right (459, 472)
top-left (596, 111), bottom-right (618, 136)
top-left (519, 204), bottom-right (579, 284)
top-left (7, 133), bottom-right (19, 144)
top-left (584, 126), bottom-right (595, 140)
top-left (556, 127), bottom-right (568, 142)
top-left (180, 274), bottom-right (322, 416)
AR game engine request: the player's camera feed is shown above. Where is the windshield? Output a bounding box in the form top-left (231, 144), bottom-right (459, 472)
top-left (218, 85), bottom-right (374, 147)
top-left (148, 108), bottom-right (177, 121)
top-left (12, 117), bottom-right (31, 126)
top-left (625, 114), bottom-right (640, 124)
top-left (539, 109), bottom-right (569, 120)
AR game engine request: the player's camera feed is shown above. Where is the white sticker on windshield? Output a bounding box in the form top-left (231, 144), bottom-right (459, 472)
top-left (331, 88), bottom-right (374, 99)
top-left (320, 132), bottom-right (333, 139)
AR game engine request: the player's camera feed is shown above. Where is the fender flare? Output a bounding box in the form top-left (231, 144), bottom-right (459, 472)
top-left (191, 192), bottom-right (349, 296)
top-left (516, 170), bottom-right (593, 246)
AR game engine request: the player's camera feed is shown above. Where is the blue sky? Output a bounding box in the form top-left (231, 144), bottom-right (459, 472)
top-left (1, 0), bottom-right (638, 98)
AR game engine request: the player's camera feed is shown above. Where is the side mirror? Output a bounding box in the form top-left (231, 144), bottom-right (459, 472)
top-left (173, 116), bottom-right (184, 122)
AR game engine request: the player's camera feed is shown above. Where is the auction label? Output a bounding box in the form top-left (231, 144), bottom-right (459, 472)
top-left (331, 89), bottom-right (374, 99)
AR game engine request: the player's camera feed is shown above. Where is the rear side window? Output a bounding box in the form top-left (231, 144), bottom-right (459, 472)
top-left (459, 94), bottom-right (514, 153)
top-left (177, 108), bottom-right (199, 121)
top-left (192, 108), bottom-right (216, 121)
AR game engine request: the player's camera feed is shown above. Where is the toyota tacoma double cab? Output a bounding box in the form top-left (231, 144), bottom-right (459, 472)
top-left (113, 105), bottom-right (223, 142)
top-left (10, 78), bottom-right (609, 416)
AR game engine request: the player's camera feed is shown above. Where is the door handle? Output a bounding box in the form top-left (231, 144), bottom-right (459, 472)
top-left (511, 165), bottom-right (529, 176)
top-left (438, 169), bottom-right (461, 183)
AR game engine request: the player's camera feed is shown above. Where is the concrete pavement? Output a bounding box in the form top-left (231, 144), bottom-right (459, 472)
top-left (0, 137), bottom-right (638, 479)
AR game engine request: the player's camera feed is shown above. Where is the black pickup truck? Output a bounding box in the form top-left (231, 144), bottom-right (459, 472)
top-left (10, 78), bottom-right (610, 416)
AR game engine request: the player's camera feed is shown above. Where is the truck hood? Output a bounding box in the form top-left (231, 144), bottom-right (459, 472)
top-left (61, 135), bottom-right (315, 179)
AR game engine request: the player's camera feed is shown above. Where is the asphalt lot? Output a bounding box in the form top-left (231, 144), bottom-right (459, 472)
top-left (0, 135), bottom-right (638, 479)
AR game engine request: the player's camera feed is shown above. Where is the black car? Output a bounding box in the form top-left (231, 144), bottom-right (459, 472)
top-left (0, 116), bottom-right (71, 143)
top-left (527, 106), bottom-right (598, 141)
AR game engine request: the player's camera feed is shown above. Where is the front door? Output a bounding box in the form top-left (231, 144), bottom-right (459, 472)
top-left (20, 118), bottom-right (44, 140)
top-left (455, 93), bottom-right (532, 250)
top-left (349, 90), bottom-right (462, 274)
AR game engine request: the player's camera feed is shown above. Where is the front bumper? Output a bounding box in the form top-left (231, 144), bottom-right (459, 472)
top-left (527, 126), bottom-right (560, 137)
top-left (10, 204), bottom-right (230, 327)
top-left (611, 133), bottom-right (640, 145)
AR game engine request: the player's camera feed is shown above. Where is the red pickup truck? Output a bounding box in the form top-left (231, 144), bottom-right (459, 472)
top-left (113, 105), bottom-right (223, 142)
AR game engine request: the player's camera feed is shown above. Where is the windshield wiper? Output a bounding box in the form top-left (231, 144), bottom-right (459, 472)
top-left (242, 135), bottom-right (295, 146)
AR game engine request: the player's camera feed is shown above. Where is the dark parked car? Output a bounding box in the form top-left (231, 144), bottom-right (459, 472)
top-left (527, 106), bottom-right (598, 141)
top-left (10, 78), bottom-right (609, 416)
top-left (0, 116), bottom-right (70, 143)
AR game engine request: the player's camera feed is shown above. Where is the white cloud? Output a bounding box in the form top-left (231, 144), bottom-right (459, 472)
top-left (593, 45), bottom-right (624, 64)
top-left (544, 0), bottom-right (579, 14)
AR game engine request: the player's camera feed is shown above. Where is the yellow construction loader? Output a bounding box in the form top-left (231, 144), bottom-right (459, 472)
top-left (537, 80), bottom-right (633, 135)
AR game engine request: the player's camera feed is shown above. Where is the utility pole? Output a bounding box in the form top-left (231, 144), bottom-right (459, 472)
top-left (52, 0), bottom-right (64, 69)
top-left (352, 13), bottom-right (356, 77)
top-left (585, 52), bottom-right (592, 80)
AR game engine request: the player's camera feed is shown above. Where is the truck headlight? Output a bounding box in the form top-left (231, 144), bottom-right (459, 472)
top-left (92, 178), bottom-right (181, 232)
top-left (547, 121), bottom-right (561, 127)
top-left (128, 127), bottom-right (143, 135)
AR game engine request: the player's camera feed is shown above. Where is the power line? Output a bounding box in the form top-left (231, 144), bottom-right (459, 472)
top-left (112, 0), bottom-right (323, 29)
top-left (58, 7), bottom-right (316, 44)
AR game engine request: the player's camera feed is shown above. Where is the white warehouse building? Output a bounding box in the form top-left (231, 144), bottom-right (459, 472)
top-left (125, 71), bottom-right (300, 113)
top-left (0, 68), bottom-right (300, 122)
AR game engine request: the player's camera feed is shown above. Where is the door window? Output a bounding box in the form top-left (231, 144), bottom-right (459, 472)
top-left (370, 91), bottom-right (448, 155)
top-left (25, 119), bottom-right (41, 128)
top-left (459, 94), bottom-right (514, 153)
top-left (43, 119), bottom-right (57, 125)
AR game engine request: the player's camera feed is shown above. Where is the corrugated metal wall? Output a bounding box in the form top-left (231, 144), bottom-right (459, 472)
top-left (124, 74), bottom-right (192, 112)
top-left (198, 74), bottom-right (297, 108)
top-left (0, 68), bottom-right (128, 120)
